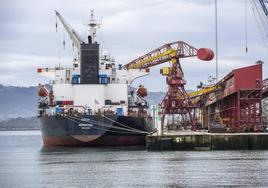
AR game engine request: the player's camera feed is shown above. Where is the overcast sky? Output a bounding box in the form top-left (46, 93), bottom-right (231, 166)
top-left (0, 0), bottom-right (267, 91)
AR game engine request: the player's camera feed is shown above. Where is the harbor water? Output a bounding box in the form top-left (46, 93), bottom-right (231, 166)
top-left (0, 131), bottom-right (268, 187)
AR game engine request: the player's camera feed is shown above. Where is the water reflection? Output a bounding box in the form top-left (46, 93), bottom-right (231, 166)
top-left (40, 145), bottom-right (146, 153)
top-left (1, 131), bottom-right (268, 187)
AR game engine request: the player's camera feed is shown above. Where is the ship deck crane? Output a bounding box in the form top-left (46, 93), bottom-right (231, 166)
top-left (55, 10), bottom-right (84, 50)
top-left (124, 41), bottom-right (214, 131)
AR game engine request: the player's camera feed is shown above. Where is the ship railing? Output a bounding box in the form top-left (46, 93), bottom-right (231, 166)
top-left (49, 105), bottom-right (87, 117)
top-left (37, 67), bottom-right (73, 73)
top-left (52, 79), bottom-right (71, 84)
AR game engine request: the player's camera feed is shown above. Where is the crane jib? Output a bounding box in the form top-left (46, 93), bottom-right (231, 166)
top-left (124, 41), bottom-right (213, 70)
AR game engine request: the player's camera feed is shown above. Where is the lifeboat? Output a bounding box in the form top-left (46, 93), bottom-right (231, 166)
top-left (136, 85), bottom-right (148, 98)
top-left (38, 85), bottom-right (49, 97)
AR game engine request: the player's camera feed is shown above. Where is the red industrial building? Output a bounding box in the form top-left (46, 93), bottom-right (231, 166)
top-left (204, 64), bottom-right (263, 132)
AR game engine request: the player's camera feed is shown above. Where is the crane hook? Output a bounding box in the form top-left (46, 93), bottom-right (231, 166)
top-left (55, 16), bottom-right (58, 32)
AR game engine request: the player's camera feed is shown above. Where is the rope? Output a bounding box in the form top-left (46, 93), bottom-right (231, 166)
top-left (68, 115), bottom-right (148, 134)
top-left (84, 115), bottom-right (149, 134)
top-left (102, 114), bottom-right (151, 133)
top-left (65, 115), bottom-right (145, 135)
top-left (66, 115), bottom-right (148, 134)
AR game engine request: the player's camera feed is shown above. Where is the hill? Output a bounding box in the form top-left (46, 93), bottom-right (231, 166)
top-left (0, 84), bottom-right (194, 129)
top-left (0, 117), bottom-right (40, 130)
top-left (0, 84), bottom-right (171, 121)
top-left (0, 84), bottom-right (38, 120)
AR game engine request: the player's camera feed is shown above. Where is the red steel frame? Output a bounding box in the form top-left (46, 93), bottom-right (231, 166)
top-left (124, 41), bottom-right (201, 131)
top-left (124, 41), bottom-right (198, 69)
top-left (160, 59), bottom-right (199, 130)
top-left (208, 89), bottom-right (262, 132)
top-left (206, 64), bottom-right (263, 132)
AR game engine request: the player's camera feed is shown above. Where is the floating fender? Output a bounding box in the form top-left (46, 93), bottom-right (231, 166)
top-left (197, 48), bottom-right (214, 61)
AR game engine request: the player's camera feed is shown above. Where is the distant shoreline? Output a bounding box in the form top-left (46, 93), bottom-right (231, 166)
top-left (0, 128), bottom-right (40, 131)
top-left (0, 116), bottom-right (40, 130)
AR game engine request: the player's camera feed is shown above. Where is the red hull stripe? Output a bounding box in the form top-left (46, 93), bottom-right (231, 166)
top-left (43, 135), bottom-right (146, 146)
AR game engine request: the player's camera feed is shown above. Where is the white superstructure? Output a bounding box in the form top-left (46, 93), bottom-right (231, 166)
top-left (37, 10), bottom-right (149, 116)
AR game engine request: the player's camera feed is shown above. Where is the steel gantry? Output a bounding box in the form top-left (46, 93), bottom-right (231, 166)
top-left (124, 41), bottom-right (214, 132)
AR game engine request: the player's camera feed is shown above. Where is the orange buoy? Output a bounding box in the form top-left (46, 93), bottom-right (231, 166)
top-left (197, 48), bottom-right (214, 61)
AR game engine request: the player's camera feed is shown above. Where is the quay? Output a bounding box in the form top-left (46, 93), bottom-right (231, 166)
top-left (146, 131), bottom-right (268, 151)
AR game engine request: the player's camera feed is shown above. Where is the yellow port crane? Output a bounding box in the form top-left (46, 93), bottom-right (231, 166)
top-left (124, 41), bottom-right (200, 70)
top-left (126, 49), bottom-right (176, 69)
top-left (187, 86), bottom-right (216, 98)
top-left (124, 41), bottom-right (214, 131)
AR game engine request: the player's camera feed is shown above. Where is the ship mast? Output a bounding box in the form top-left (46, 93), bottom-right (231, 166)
top-left (55, 10), bottom-right (102, 68)
top-left (86, 9), bottom-right (102, 44)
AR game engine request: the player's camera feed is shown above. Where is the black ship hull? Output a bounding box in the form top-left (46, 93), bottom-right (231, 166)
top-left (39, 114), bottom-right (154, 146)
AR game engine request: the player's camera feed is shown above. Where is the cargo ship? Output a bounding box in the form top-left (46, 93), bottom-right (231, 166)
top-left (37, 10), bottom-right (155, 146)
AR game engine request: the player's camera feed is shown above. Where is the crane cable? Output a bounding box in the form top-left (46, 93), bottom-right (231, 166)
top-left (250, 0), bottom-right (268, 53)
top-left (245, 0), bottom-right (248, 53)
top-left (251, 0), bottom-right (268, 52)
top-left (55, 14), bottom-right (61, 68)
top-left (254, 2), bottom-right (268, 41)
top-left (215, 0), bottom-right (218, 82)
top-left (55, 15), bottom-right (58, 32)
top-left (63, 27), bottom-right (66, 50)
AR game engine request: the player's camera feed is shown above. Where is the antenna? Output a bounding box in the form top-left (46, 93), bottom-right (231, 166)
top-left (86, 9), bottom-right (102, 44)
